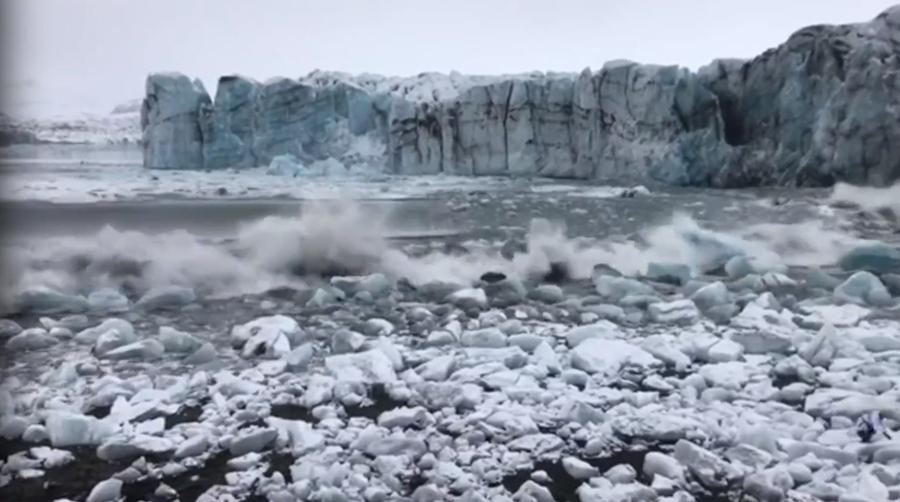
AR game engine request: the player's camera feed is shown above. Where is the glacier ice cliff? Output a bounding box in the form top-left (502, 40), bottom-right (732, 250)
top-left (142, 6), bottom-right (900, 187)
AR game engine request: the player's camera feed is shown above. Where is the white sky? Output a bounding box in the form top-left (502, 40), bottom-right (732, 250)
top-left (4, 0), bottom-right (897, 118)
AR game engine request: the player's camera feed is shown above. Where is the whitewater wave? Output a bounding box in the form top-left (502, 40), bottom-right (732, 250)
top-left (2, 198), bottom-right (868, 304)
top-left (830, 182), bottom-right (900, 215)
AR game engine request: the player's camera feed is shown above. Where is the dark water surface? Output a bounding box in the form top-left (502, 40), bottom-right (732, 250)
top-left (0, 198), bottom-right (454, 240)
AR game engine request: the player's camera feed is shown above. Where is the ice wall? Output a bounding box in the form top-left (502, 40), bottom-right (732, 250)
top-left (141, 6), bottom-right (900, 187)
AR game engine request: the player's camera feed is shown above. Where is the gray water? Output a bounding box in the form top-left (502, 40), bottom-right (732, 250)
top-left (2, 146), bottom-right (894, 312)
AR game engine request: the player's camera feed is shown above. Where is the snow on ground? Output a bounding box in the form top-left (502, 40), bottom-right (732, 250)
top-left (2, 248), bottom-right (900, 501)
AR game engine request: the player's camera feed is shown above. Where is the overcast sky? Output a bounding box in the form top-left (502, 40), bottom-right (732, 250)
top-left (4, 0), bottom-right (897, 118)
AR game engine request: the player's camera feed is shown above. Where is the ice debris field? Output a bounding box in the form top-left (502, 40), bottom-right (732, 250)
top-left (3, 221), bottom-right (900, 502)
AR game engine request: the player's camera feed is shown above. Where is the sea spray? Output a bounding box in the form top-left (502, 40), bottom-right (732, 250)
top-left (2, 200), bottom-right (867, 302)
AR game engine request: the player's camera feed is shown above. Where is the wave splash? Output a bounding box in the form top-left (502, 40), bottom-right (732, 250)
top-left (3, 198), bottom-right (867, 304)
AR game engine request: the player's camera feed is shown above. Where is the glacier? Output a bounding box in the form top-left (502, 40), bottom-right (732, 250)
top-left (141, 6), bottom-right (900, 187)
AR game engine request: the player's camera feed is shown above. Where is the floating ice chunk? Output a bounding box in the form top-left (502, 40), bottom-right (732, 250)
top-left (54, 314), bottom-right (90, 330)
top-left (371, 337), bottom-right (404, 371)
top-left (514, 481), bottom-right (554, 502)
top-left (834, 271), bottom-right (893, 307)
top-left (743, 469), bottom-right (791, 502)
top-left (446, 288), bottom-right (488, 309)
top-left (45, 411), bottom-right (115, 447)
top-left (646, 262), bottom-right (692, 286)
top-left (362, 318), bottom-right (395, 336)
top-left (49, 326), bottom-right (73, 339)
top-left (29, 446), bottom-right (74, 468)
top-left (22, 424), bottom-right (50, 443)
top-left (677, 223), bottom-right (747, 273)
top-left (643, 451), bottom-right (685, 482)
top-left (806, 268), bottom-right (842, 290)
top-left (307, 287), bottom-right (344, 307)
top-left (330, 329), bottom-right (366, 354)
top-left (857, 332), bottom-right (900, 352)
top-left (640, 335), bottom-right (691, 370)
top-left (360, 435), bottom-right (427, 459)
top-left (452, 383), bottom-right (483, 410)
top-left (377, 407), bottom-right (432, 429)
top-left (699, 361), bottom-right (757, 390)
top-left (97, 440), bottom-right (152, 461)
top-left (508, 433), bottom-right (565, 456)
top-left (800, 304), bottom-right (870, 327)
top-left (528, 284), bottom-right (564, 304)
top-left (135, 286), bottom-right (196, 310)
top-left (707, 339), bottom-right (744, 362)
top-left (416, 355), bottom-right (456, 381)
top-left (231, 315), bottom-right (302, 349)
top-left (285, 343), bottom-right (315, 371)
top-left (43, 361), bottom-right (79, 387)
top-left (725, 255), bottom-right (757, 279)
top-left (87, 288), bottom-right (130, 312)
top-left (184, 342), bottom-right (218, 365)
top-left (330, 273), bottom-right (394, 298)
top-left (690, 282), bottom-right (731, 310)
top-left (0, 415), bottom-right (28, 439)
top-left (761, 272), bottom-right (797, 289)
top-left (158, 326), bottom-right (203, 353)
top-left (5, 328), bottom-right (59, 351)
top-left (135, 417), bottom-right (165, 435)
top-left (155, 484), bottom-right (178, 500)
top-left (797, 324), bottom-right (838, 367)
top-left (460, 328), bottom-right (508, 348)
top-left (570, 338), bottom-right (660, 376)
top-left (101, 339), bottom-right (165, 360)
top-left (839, 243), bottom-right (900, 274)
top-left (267, 417), bottom-right (325, 455)
top-left (213, 371), bottom-right (265, 396)
top-left (604, 464), bottom-right (637, 484)
top-left (564, 320), bottom-right (621, 347)
top-left (325, 350), bottom-right (397, 383)
top-left (229, 428), bottom-right (278, 456)
top-left (729, 304), bottom-right (796, 353)
top-left (854, 469), bottom-right (890, 501)
top-left (74, 318), bottom-right (135, 345)
top-left (242, 328), bottom-right (291, 359)
top-left (0, 319), bottom-right (22, 338)
top-left (174, 433), bottom-right (208, 459)
top-left (14, 286), bottom-right (89, 314)
top-left (85, 478), bottom-right (122, 502)
top-left (561, 457), bottom-right (599, 479)
top-left (266, 154), bottom-right (304, 176)
top-left (508, 333), bottom-right (544, 353)
top-left (93, 326), bottom-right (139, 356)
top-left (593, 276), bottom-right (655, 300)
top-left (648, 299), bottom-right (700, 324)
top-left (301, 374), bottom-right (334, 407)
top-left (672, 439), bottom-right (738, 489)
top-left (784, 441), bottom-right (857, 466)
top-left (532, 341), bottom-right (561, 374)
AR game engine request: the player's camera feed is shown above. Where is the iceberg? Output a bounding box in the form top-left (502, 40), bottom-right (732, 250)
top-left (141, 6), bottom-right (900, 188)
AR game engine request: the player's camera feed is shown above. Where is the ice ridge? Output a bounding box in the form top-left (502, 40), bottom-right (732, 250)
top-left (140, 6), bottom-right (900, 188)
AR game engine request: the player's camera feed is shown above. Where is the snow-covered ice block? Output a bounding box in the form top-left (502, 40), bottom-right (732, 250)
top-left (135, 286), bottom-right (196, 310)
top-left (45, 411), bottom-right (115, 447)
top-left (325, 350), bottom-right (398, 383)
top-left (570, 338), bottom-right (660, 376)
